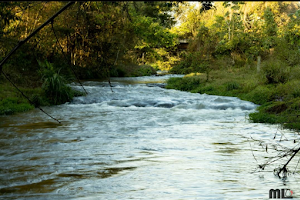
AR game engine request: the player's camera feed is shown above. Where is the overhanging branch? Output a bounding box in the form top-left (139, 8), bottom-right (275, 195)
top-left (0, 1), bottom-right (75, 72)
top-left (0, 1), bottom-right (76, 123)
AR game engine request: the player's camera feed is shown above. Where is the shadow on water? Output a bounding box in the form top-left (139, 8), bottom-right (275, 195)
top-left (58, 166), bottom-right (137, 179)
top-left (0, 167), bottom-right (137, 195)
top-left (0, 178), bottom-right (61, 194)
top-left (5, 121), bottom-right (63, 129)
top-left (0, 120), bottom-right (65, 134)
top-left (212, 142), bottom-right (241, 154)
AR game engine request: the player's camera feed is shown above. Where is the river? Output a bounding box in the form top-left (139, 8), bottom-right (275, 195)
top-left (0, 75), bottom-right (299, 199)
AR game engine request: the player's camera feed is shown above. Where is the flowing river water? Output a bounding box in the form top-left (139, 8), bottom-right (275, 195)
top-left (0, 75), bottom-right (300, 200)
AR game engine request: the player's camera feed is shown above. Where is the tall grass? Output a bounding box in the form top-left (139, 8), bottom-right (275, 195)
top-left (38, 60), bottom-right (80, 105)
top-left (0, 97), bottom-right (34, 115)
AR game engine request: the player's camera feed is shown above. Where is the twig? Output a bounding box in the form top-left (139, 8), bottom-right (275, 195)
top-left (277, 147), bottom-right (300, 178)
top-left (0, 1), bottom-right (75, 72)
top-left (114, 49), bottom-right (120, 66)
top-left (107, 49), bottom-right (120, 93)
top-left (1, 70), bottom-right (61, 123)
top-left (293, 157), bottom-right (300, 174)
top-left (248, 138), bottom-right (258, 163)
top-left (0, 2), bottom-right (75, 123)
top-left (107, 67), bottom-right (114, 93)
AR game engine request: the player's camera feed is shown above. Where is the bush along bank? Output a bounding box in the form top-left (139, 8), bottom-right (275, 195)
top-left (109, 64), bottom-right (157, 77)
top-left (165, 64), bottom-right (300, 132)
top-left (0, 59), bottom-right (157, 116)
top-left (0, 60), bottom-right (85, 116)
top-left (0, 80), bottom-right (85, 116)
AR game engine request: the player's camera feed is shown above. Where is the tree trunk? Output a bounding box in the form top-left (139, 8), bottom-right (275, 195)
top-left (227, 21), bottom-right (231, 40)
top-left (257, 55), bottom-right (261, 73)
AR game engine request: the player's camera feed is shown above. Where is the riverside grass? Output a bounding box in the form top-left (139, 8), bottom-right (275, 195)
top-left (0, 62), bottom-right (154, 116)
top-left (166, 67), bottom-right (300, 131)
top-left (0, 74), bottom-right (85, 116)
top-left (0, 82), bottom-right (36, 115)
top-left (0, 81), bottom-right (84, 115)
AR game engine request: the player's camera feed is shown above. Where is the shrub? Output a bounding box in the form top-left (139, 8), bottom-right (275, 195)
top-left (245, 85), bottom-right (274, 105)
top-left (111, 64), bottom-right (156, 77)
top-left (286, 98), bottom-right (300, 113)
top-left (166, 76), bottom-right (201, 91)
top-left (29, 93), bottom-right (47, 107)
top-left (195, 85), bottom-right (215, 94)
top-left (42, 73), bottom-right (74, 105)
top-left (212, 55), bottom-right (235, 70)
top-left (110, 67), bottom-right (126, 77)
top-left (38, 60), bottom-right (75, 105)
top-left (289, 65), bottom-right (300, 80)
top-left (169, 58), bottom-right (192, 74)
top-left (248, 112), bottom-right (278, 124)
top-left (261, 59), bottom-right (290, 84)
top-left (225, 81), bottom-right (240, 91)
top-left (284, 123), bottom-right (300, 131)
top-left (165, 77), bottom-right (182, 89)
top-left (274, 80), bottom-right (300, 101)
top-left (274, 38), bottom-right (300, 67)
top-left (137, 65), bottom-right (157, 76)
top-left (264, 102), bottom-right (288, 114)
top-left (169, 52), bottom-right (211, 75)
top-left (241, 79), bottom-right (258, 93)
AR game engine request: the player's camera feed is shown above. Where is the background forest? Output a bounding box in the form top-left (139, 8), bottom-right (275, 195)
top-left (167, 1), bottom-right (300, 131)
top-left (1, 1), bottom-right (300, 131)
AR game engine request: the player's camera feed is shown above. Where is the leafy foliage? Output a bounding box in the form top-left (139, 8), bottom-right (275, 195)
top-left (0, 97), bottom-right (33, 115)
top-left (0, 1), bottom-right (179, 114)
top-left (225, 81), bottom-right (240, 91)
top-left (171, 2), bottom-right (300, 74)
top-left (260, 59), bottom-right (290, 84)
top-left (166, 76), bottom-right (201, 91)
top-left (38, 60), bottom-right (77, 105)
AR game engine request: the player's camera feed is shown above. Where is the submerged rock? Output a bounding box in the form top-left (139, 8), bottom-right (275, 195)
top-left (146, 83), bottom-right (166, 88)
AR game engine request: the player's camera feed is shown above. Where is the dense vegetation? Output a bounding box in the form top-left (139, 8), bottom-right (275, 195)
top-left (2, 1), bottom-right (300, 132)
top-left (2, 1), bottom-right (300, 179)
top-left (0, 1), bottom-right (180, 114)
top-left (165, 1), bottom-right (300, 131)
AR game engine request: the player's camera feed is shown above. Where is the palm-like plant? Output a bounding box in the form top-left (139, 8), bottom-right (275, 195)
top-left (38, 60), bottom-right (73, 105)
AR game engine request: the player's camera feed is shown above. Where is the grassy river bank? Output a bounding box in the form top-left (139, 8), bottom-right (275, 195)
top-left (165, 67), bottom-right (300, 132)
top-left (0, 63), bottom-right (156, 116)
top-left (2, 63), bottom-right (300, 132)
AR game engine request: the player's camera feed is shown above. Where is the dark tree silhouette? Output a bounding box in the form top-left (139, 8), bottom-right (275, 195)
top-left (200, 1), bottom-right (215, 13)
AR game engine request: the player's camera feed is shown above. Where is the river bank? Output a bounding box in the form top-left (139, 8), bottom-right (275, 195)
top-left (2, 65), bottom-right (300, 132)
top-left (165, 67), bottom-right (300, 131)
top-left (0, 79), bottom-right (84, 116)
top-left (0, 63), bottom-right (157, 116)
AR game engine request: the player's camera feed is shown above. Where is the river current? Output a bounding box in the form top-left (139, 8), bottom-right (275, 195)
top-left (0, 75), bottom-right (299, 199)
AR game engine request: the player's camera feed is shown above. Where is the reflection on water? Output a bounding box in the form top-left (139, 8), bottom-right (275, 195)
top-left (0, 74), bottom-right (299, 199)
top-left (2, 121), bottom-right (63, 129)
